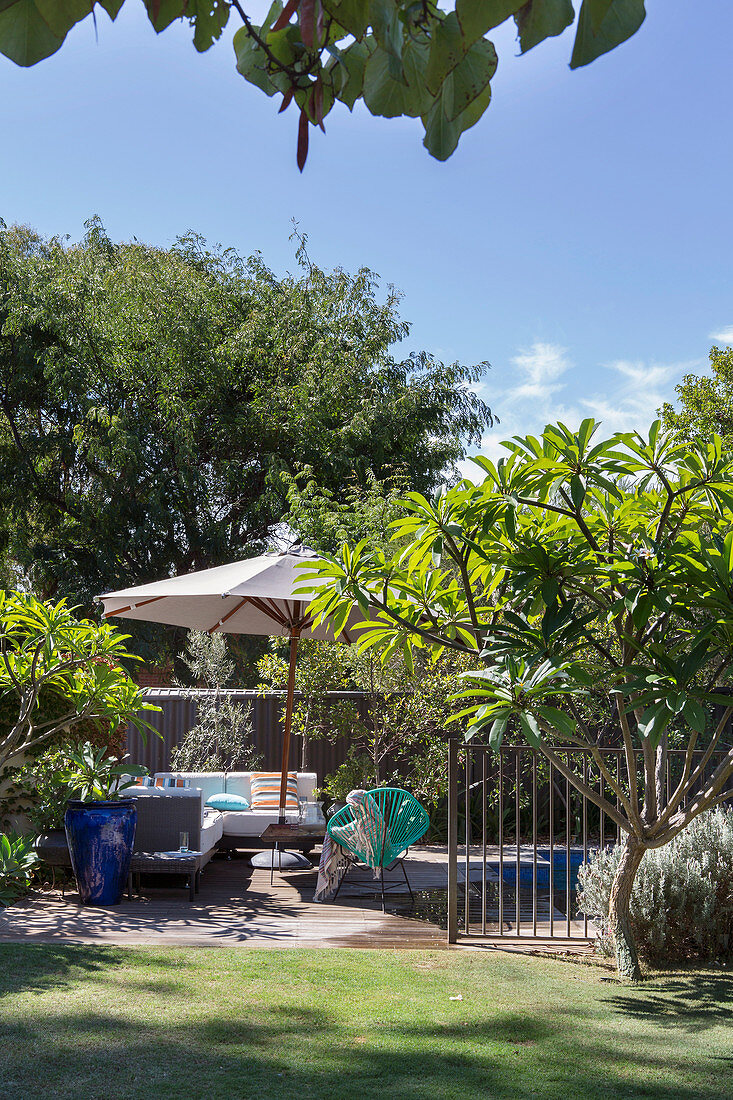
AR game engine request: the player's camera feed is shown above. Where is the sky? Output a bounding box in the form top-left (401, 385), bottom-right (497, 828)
top-left (2, 1), bottom-right (732, 468)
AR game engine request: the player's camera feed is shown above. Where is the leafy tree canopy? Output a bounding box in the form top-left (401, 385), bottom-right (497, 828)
top-left (0, 218), bottom-right (492, 661)
top-left (0, 2), bottom-right (648, 165)
top-left (662, 343), bottom-right (733, 445)
top-left (304, 419), bottom-right (733, 978)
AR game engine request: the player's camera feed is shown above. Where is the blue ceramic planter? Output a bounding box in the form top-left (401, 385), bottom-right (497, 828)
top-left (65, 799), bottom-right (137, 906)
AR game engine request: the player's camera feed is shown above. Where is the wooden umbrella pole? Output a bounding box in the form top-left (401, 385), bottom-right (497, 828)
top-left (278, 628), bottom-right (301, 823)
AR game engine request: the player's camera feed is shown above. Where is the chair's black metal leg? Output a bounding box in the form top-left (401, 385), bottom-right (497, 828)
top-left (195, 869), bottom-right (201, 894)
top-left (400, 858), bottom-right (414, 902)
top-left (380, 867), bottom-right (386, 913)
top-left (128, 872), bottom-right (132, 902)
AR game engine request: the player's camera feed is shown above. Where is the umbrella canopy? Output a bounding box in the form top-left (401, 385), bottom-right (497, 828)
top-left (97, 547), bottom-right (362, 819)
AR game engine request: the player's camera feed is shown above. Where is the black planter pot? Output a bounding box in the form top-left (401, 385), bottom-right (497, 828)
top-left (327, 800), bottom-right (347, 818)
top-left (64, 799), bottom-right (137, 906)
top-left (34, 829), bottom-right (71, 868)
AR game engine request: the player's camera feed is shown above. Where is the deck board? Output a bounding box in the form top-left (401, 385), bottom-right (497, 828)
top-left (0, 848), bottom-right (446, 949)
top-left (0, 845), bottom-right (593, 950)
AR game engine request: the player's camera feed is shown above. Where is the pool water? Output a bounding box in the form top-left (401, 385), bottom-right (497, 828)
top-left (488, 848), bottom-right (594, 892)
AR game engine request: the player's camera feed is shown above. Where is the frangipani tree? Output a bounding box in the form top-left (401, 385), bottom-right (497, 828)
top-left (303, 420), bottom-right (733, 980)
top-left (0, 592), bottom-right (157, 806)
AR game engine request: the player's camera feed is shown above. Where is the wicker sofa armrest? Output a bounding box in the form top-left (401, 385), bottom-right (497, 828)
top-left (132, 792), bottom-right (203, 853)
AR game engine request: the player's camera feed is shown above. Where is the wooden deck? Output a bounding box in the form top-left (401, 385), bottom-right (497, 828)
top-left (0, 847), bottom-right (448, 950)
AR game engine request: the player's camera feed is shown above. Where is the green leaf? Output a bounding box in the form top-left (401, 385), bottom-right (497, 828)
top-left (515, 0), bottom-right (575, 53)
top-left (0, 0), bottom-right (65, 66)
top-left (456, 0), bottom-right (522, 45)
top-left (362, 50), bottom-right (406, 116)
top-left (489, 714), bottom-right (509, 749)
top-left (97, 0), bottom-right (124, 17)
top-left (327, 0), bottom-right (370, 39)
top-left (422, 75), bottom-right (492, 160)
top-left (538, 705), bottom-right (576, 739)
top-left (369, 0), bottom-right (402, 71)
top-left (570, 0), bottom-right (645, 69)
top-left (682, 698), bottom-right (707, 734)
top-left (335, 38), bottom-right (369, 109)
top-left (426, 11), bottom-right (465, 95)
top-left (34, 0), bottom-right (92, 39)
top-left (519, 711), bottom-right (543, 749)
top-left (444, 38), bottom-right (497, 122)
top-left (569, 472), bottom-right (586, 511)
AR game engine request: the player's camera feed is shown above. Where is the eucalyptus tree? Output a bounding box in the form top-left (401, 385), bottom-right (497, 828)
top-left (305, 420), bottom-right (733, 980)
top-left (0, 2), bottom-right (648, 164)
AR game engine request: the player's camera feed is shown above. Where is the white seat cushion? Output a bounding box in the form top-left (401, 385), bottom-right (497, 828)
top-left (219, 809), bottom-right (298, 837)
top-left (200, 809), bottom-right (224, 852)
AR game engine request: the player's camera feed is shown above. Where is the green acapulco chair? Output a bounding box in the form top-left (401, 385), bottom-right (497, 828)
top-left (327, 787), bottom-right (430, 911)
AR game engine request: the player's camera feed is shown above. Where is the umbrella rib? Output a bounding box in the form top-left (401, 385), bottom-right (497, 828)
top-left (245, 596), bottom-right (289, 628)
top-left (207, 596), bottom-right (249, 634)
top-left (104, 595), bottom-right (167, 618)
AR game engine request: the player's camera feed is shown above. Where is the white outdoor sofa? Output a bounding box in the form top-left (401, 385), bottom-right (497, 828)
top-left (152, 771), bottom-right (318, 851)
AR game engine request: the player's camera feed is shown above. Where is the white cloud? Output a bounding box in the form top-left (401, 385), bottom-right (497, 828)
top-left (460, 346), bottom-right (702, 479)
top-left (710, 326), bottom-right (733, 345)
top-left (507, 341), bottom-right (570, 402)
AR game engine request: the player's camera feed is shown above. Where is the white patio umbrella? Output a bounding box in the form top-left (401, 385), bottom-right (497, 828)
top-left (97, 546), bottom-right (362, 821)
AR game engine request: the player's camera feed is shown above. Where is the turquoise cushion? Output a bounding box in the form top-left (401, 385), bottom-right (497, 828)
top-left (206, 793), bottom-right (250, 812)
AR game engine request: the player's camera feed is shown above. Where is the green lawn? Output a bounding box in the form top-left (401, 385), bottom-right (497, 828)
top-left (0, 946), bottom-right (730, 1099)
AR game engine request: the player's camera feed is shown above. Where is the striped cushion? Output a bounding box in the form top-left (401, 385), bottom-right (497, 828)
top-left (155, 777), bottom-right (190, 788)
top-left (250, 772), bottom-right (298, 811)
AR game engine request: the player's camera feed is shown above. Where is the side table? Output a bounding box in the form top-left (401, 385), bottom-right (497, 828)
top-left (128, 851), bottom-right (203, 902)
top-left (260, 823), bottom-right (326, 885)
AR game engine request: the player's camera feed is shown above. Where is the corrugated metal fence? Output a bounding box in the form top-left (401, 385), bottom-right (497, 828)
top-left (126, 689), bottom-right (370, 778)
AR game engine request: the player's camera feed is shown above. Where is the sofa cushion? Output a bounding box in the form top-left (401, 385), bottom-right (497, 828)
top-left (219, 809), bottom-right (298, 837)
top-left (206, 793), bottom-right (250, 812)
top-left (250, 772), bottom-right (298, 811)
top-left (200, 810), bottom-right (224, 852)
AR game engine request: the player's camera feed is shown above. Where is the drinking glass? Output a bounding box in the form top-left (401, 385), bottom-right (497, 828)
top-left (179, 831), bottom-right (189, 852)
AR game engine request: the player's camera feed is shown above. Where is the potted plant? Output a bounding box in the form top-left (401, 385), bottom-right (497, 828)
top-left (62, 743), bottom-right (148, 906)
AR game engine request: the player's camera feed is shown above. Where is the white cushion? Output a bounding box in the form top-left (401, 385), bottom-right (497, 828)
top-left (219, 809), bottom-right (298, 837)
top-left (200, 810), bottom-right (224, 852)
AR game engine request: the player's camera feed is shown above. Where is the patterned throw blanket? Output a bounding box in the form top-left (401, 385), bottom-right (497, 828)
top-left (314, 789), bottom-right (383, 902)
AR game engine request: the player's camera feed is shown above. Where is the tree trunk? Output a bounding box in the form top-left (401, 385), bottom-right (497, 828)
top-left (608, 835), bottom-right (646, 981)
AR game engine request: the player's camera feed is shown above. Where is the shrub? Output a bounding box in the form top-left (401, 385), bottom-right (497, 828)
top-left (322, 747), bottom-right (377, 803)
top-left (577, 808), bottom-right (733, 963)
top-left (0, 832), bottom-right (38, 906)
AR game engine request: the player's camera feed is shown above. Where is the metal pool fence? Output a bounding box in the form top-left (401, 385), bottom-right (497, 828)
top-left (446, 740), bottom-right (731, 944)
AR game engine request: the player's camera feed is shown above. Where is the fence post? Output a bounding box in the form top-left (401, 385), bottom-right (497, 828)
top-left (447, 737), bottom-right (459, 944)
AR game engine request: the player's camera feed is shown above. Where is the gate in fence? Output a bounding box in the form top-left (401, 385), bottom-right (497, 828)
top-left (447, 739), bottom-right (730, 945)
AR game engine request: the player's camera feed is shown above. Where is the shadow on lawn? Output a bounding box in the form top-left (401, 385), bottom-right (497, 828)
top-left (0, 944), bottom-right (191, 999)
top-left (0, 995), bottom-right (725, 1100)
top-left (605, 974), bottom-right (733, 1034)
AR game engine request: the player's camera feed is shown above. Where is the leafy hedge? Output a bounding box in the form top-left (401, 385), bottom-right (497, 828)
top-left (577, 808), bottom-right (733, 963)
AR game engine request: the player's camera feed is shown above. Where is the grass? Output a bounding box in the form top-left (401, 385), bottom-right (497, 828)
top-left (0, 946), bottom-right (731, 1099)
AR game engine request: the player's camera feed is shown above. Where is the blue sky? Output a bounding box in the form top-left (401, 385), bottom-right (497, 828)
top-left (2, 2), bottom-right (732, 465)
